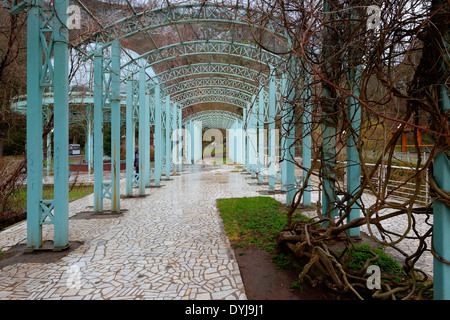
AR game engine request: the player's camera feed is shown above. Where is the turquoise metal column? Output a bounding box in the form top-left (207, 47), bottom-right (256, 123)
top-left (243, 107), bottom-right (248, 171)
top-left (53, 0), bottom-right (69, 248)
top-left (258, 89), bottom-right (265, 184)
top-left (138, 69), bottom-right (147, 194)
top-left (26, 4), bottom-right (43, 248)
top-left (235, 121), bottom-right (239, 163)
top-left (110, 39), bottom-right (121, 213)
top-left (188, 121), bottom-right (193, 164)
top-left (132, 103), bottom-right (138, 194)
top-left (141, 79), bottom-right (148, 190)
top-left (191, 121), bottom-right (195, 164)
top-left (434, 101), bottom-right (450, 300)
top-left (321, 85), bottom-right (338, 222)
top-left (184, 121), bottom-right (190, 164)
top-left (165, 96), bottom-right (171, 179)
top-left (138, 69), bottom-right (146, 193)
top-left (235, 123), bottom-right (239, 165)
top-left (93, 51), bottom-right (104, 213)
top-left (172, 103), bottom-right (178, 172)
top-left (126, 79), bottom-right (134, 196)
top-left (321, 0), bottom-right (338, 223)
top-left (178, 107), bottom-right (183, 172)
top-left (190, 121), bottom-right (195, 164)
top-left (232, 121), bottom-right (238, 163)
top-left (193, 121), bottom-right (202, 163)
top-left (281, 70), bottom-right (296, 206)
top-left (197, 121), bottom-right (203, 162)
top-left (346, 65), bottom-right (362, 237)
top-left (280, 103), bottom-right (287, 192)
top-left (144, 93), bottom-right (151, 187)
top-left (154, 84), bottom-right (162, 186)
top-left (268, 70), bottom-right (276, 192)
top-left (198, 121), bottom-right (203, 162)
top-left (302, 69), bottom-right (312, 207)
top-left (86, 105), bottom-right (94, 175)
top-left (248, 98), bottom-right (258, 178)
top-left (247, 96), bottom-right (258, 178)
top-left (433, 20), bottom-right (450, 298)
top-left (238, 122), bottom-right (244, 164)
top-left (280, 77), bottom-right (288, 192)
top-left (227, 122), bottom-right (234, 163)
top-left (285, 96), bottom-right (296, 207)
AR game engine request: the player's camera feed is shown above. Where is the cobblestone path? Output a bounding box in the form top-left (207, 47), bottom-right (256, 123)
top-left (0, 165), bottom-right (256, 300)
top-left (0, 163), bottom-right (433, 300)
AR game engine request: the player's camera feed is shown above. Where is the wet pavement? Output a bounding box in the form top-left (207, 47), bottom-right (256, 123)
top-left (0, 162), bottom-right (434, 300)
top-left (0, 164), bottom-right (258, 300)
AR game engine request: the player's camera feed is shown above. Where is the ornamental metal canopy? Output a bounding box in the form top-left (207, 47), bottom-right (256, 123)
top-left (0, 0), bottom-right (290, 266)
top-left (182, 110), bottom-right (242, 130)
top-left (3, 0), bottom-right (449, 301)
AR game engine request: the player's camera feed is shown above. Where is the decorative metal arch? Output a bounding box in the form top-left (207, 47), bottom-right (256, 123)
top-left (172, 87), bottom-right (251, 108)
top-left (121, 40), bottom-right (282, 75)
top-left (145, 62), bottom-right (271, 88)
top-left (177, 94), bottom-right (249, 110)
top-left (182, 110), bottom-right (242, 130)
top-left (76, 3), bottom-right (288, 58)
top-left (146, 88), bottom-right (249, 110)
top-left (141, 63), bottom-right (281, 108)
top-left (164, 77), bottom-right (259, 97)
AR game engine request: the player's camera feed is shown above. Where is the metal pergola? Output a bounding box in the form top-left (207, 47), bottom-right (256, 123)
top-left (2, 0), bottom-right (448, 300)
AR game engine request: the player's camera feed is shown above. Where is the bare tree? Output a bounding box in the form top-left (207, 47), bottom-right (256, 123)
top-left (246, 0), bottom-right (448, 299)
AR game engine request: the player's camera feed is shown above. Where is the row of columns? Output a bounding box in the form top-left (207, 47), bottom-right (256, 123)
top-left (242, 71), bottom-right (310, 209)
top-left (22, 2), bottom-right (364, 250)
top-left (124, 76), bottom-right (184, 199)
top-left (93, 41), bottom-right (121, 213)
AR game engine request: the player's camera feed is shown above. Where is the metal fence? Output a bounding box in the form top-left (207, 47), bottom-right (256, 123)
top-left (363, 162), bottom-right (430, 206)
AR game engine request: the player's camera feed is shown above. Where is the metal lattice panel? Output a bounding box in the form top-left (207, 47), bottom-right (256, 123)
top-left (121, 40), bottom-right (282, 74)
top-left (164, 77), bottom-right (258, 97)
top-left (145, 62), bottom-right (272, 87)
top-left (76, 3), bottom-right (288, 58)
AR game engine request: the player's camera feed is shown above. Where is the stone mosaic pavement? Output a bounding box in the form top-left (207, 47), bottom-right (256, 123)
top-left (0, 163), bottom-right (433, 300)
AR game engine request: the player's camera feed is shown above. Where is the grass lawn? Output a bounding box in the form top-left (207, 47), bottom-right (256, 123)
top-left (7, 184), bottom-right (94, 213)
top-left (1, 183), bottom-right (94, 230)
top-left (217, 196), bottom-right (308, 253)
top-left (217, 196), bottom-right (311, 293)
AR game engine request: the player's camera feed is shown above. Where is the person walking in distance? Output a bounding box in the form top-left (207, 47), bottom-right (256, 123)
top-left (134, 148), bottom-right (139, 174)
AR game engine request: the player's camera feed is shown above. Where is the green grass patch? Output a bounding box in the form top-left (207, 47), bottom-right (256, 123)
top-left (272, 252), bottom-right (292, 270)
top-left (290, 280), bottom-right (304, 292)
top-left (217, 196), bottom-right (307, 253)
top-left (7, 184), bottom-right (94, 213)
top-left (345, 244), bottom-right (406, 276)
top-left (217, 196), bottom-right (309, 285)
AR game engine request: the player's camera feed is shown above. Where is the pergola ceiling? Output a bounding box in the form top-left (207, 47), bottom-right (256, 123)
top-left (182, 110), bottom-right (242, 131)
top-left (70, 0), bottom-right (288, 123)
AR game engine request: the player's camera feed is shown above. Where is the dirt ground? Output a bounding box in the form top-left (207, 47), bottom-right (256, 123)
top-left (231, 244), bottom-right (353, 300)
